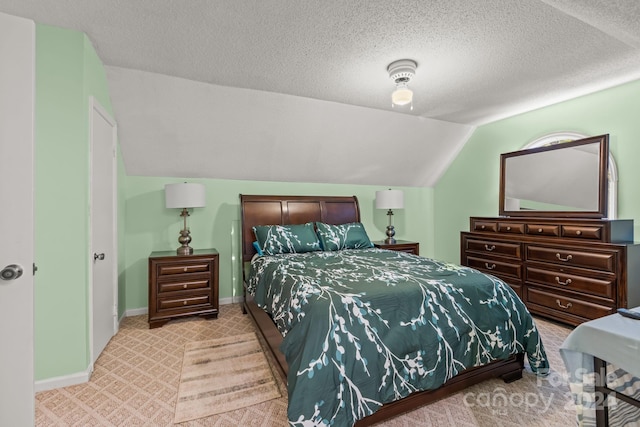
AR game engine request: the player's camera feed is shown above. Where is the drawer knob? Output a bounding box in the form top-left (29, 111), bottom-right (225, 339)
top-left (555, 253), bottom-right (573, 262)
top-left (556, 299), bottom-right (573, 310)
top-left (576, 230), bottom-right (582, 235)
top-left (506, 226), bottom-right (511, 231)
top-left (481, 225), bottom-right (485, 230)
top-left (183, 267), bottom-right (188, 272)
top-left (485, 263), bottom-right (496, 270)
top-left (537, 228), bottom-right (543, 233)
top-left (183, 300), bottom-right (187, 305)
top-left (555, 276), bottom-right (572, 286)
top-left (484, 244), bottom-right (496, 251)
top-left (183, 284), bottom-right (188, 289)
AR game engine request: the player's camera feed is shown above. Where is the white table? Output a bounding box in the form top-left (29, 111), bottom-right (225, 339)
top-left (560, 309), bottom-right (640, 426)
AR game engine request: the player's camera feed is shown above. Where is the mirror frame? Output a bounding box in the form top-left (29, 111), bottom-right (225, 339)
top-left (499, 134), bottom-right (609, 218)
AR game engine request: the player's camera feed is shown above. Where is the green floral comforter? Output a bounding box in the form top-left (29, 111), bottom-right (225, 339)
top-left (248, 248), bottom-right (548, 426)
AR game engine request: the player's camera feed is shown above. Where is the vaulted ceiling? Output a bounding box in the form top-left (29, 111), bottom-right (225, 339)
top-left (3, 1), bottom-right (640, 186)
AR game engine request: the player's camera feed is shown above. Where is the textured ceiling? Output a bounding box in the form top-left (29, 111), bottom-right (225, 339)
top-left (2, 1), bottom-right (640, 187)
top-left (3, 0), bottom-right (640, 125)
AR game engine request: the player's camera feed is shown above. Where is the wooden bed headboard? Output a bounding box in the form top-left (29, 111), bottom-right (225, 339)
top-left (240, 194), bottom-right (361, 262)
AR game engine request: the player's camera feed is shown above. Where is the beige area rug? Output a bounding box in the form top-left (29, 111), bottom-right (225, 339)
top-left (174, 332), bottom-right (282, 424)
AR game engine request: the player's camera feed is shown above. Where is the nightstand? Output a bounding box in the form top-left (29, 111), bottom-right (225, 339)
top-left (148, 248), bottom-right (219, 328)
top-left (373, 240), bottom-right (420, 256)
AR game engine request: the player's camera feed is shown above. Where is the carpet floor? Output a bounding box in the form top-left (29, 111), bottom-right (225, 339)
top-left (36, 303), bottom-right (576, 426)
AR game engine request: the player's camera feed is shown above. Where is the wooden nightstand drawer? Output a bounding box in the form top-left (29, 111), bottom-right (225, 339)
top-left (158, 293), bottom-right (212, 311)
top-left (157, 262), bottom-right (211, 276)
top-left (148, 249), bottom-right (219, 328)
top-left (158, 279), bottom-right (210, 294)
top-left (373, 240), bottom-right (419, 256)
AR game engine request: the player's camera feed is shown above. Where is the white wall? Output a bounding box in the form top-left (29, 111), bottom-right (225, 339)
top-left (106, 66), bottom-right (475, 187)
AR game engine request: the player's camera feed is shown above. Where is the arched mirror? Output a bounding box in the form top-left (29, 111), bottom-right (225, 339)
top-left (499, 133), bottom-right (617, 219)
top-left (523, 132), bottom-right (618, 219)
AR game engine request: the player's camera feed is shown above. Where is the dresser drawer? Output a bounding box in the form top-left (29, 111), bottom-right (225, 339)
top-left (464, 238), bottom-right (521, 259)
top-left (158, 293), bottom-right (212, 311)
top-left (157, 261), bottom-right (211, 276)
top-left (158, 279), bottom-right (210, 294)
top-left (526, 224), bottom-right (560, 237)
top-left (526, 266), bottom-right (615, 299)
top-left (498, 222), bottom-right (525, 234)
top-left (526, 245), bottom-right (616, 272)
top-left (561, 225), bottom-right (603, 241)
top-left (465, 256), bottom-right (522, 280)
top-left (526, 287), bottom-right (614, 320)
top-left (473, 221), bottom-right (497, 232)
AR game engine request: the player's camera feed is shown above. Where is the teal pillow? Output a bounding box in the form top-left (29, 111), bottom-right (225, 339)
top-left (315, 222), bottom-right (374, 251)
top-left (252, 222), bottom-right (321, 255)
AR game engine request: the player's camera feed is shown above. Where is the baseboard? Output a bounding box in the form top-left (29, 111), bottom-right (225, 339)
top-left (220, 295), bottom-right (243, 305)
top-left (37, 297), bottom-right (246, 392)
top-left (124, 307), bottom-right (148, 317)
top-left (35, 367), bottom-right (92, 392)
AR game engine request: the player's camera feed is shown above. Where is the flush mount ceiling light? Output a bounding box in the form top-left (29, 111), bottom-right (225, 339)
top-left (387, 59), bottom-right (417, 110)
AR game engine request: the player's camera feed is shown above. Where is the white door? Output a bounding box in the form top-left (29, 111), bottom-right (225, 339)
top-left (0, 12), bottom-right (35, 426)
top-left (89, 98), bottom-right (118, 366)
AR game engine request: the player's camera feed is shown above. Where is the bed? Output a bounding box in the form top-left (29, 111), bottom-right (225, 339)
top-left (240, 194), bottom-right (549, 426)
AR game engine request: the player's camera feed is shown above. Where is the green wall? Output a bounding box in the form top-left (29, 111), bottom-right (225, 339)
top-left (434, 79), bottom-right (640, 263)
top-left (123, 178), bottom-right (434, 310)
top-left (34, 25), bottom-right (119, 381)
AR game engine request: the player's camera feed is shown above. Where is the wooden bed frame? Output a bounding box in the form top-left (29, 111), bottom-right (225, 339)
top-left (240, 194), bottom-right (525, 426)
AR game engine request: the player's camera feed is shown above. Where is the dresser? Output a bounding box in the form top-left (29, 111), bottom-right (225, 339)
top-left (373, 240), bottom-right (420, 256)
top-left (148, 248), bottom-right (219, 328)
top-left (461, 217), bottom-right (640, 326)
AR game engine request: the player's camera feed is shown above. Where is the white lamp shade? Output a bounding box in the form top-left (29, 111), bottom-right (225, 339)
top-left (391, 87), bottom-right (413, 106)
top-left (376, 189), bottom-right (404, 209)
top-left (165, 183), bottom-right (206, 209)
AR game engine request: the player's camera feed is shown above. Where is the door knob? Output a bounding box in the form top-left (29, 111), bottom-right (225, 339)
top-left (1, 264), bottom-right (23, 281)
top-left (94, 253), bottom-right (105, 261)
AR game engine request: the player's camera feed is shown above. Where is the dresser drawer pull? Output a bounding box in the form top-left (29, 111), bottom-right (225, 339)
top-left (556, 299), bottom-right (573, 310)
top-left (183, 267), bottom-right (188, 272)
top-left (484, 244), bottom-right (496, 251)
top-left (537, 228), bottom-right (543, 233)
top-left (183, 300), bottom-right (187, 305)
top-left (485, 263), bottom-right (496, 270)
top-left (555, 276), bottom-right (572, 286)
top-left (506, 226), bottom-right (511, 231)
top-left (555, 253), bottom-right (573, 262)
top-left (183, 284), bottom-right (188, 289)
top-left (481, 225), bottom-right (486, 230)
top-left (576, 230), bottom-right (582, 235)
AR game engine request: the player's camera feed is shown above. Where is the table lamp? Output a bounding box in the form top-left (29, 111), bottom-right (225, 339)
top-left (165, 183), bottom-right (206, 255)
top-left (375, 189), bottom-right (404, 244)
